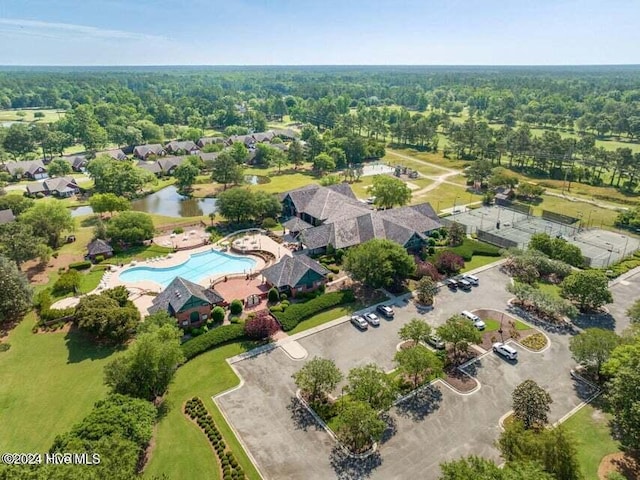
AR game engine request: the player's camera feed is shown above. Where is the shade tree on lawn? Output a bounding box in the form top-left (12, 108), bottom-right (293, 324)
top-left (173, 159), bottom-right (200, 194)
top-left (87, 155), bottom-right (153, 198)
top-left (447, 222), bottom-right (466, 247)
top-left (211, 151), bottom-right (245, 189)
top-left (74, 287), bottom-right (140, 344)
top-left (0, 221), bottom-right (51, 267)
top-left (0, 254), bottom-right (32, 324)
top-left (511, 379), bottom-right (553, 431)
top-left (106, 211), bottom-right (154, 246)
top-left (343, 238), bottom-right (416, 290)
top-left (47, 157), bottom-right (73, 177)
top-left (89, 193), bottom-right (131, 217)
top-left (19, 200), bottom-right (74, 248)
top-left (369, 175), bottom-right (412, 209)
top-left (215, 187), bottom-right (282, 224)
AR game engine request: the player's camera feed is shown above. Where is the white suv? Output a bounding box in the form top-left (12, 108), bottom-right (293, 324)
top-left (493, 342), bottom-right (518, 360)
top-left (461, 310), bottom-right (486, 330)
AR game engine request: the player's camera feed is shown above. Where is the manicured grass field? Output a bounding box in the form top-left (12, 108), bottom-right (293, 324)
top-left (563, 404), bottom-right (621, 480)
top-left (287, 306), bottom-right (354, 336)
top-left (413, 182), bottom-right (482, 212)
top-left (388, 148), bottom-right (471, 170)
top-left (482, 318), bottom-right (529, 332)
top-left (246, 168), bottom-right (318, 194)
top-left (460, 255), bottom-right (502, 273)
top-left (143, 342), bottom-right (261, 480)
top-left (0, 108), bottom-right (64, 123)
top-left (533, 195), bottom-right (619, 228)
top-left (0, 314), bottom-right (117, 453)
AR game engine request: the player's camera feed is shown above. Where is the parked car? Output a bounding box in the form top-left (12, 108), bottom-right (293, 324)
top-left (461, 310), bottom-right (486, 330)
top-left (364, 312), bottom-right (380, 327)
top-left (493, 342), bottom-right (518, 361)
top-left (376, 304), bottom-right (394, 318)
top-left (457, 278), bottom-right (472, 291)
top-left (350, 315), bottom-right (368, 330)
top-left (426, 334), bottom-right (445, 350)
top-left (445, 279), bottom-right (458, 290)
top-left (463, 274), bottom-right (479, 286)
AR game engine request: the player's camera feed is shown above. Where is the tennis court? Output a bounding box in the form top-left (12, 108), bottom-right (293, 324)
top-left (443, 205), bottom-right (640, 267)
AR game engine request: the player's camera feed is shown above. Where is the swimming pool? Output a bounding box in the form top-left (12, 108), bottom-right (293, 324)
top-left (119, 249), bottom-right (257, 287)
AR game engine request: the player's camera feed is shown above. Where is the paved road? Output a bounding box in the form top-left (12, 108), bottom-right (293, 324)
top-left (216, 266), bottom-right (595, 480)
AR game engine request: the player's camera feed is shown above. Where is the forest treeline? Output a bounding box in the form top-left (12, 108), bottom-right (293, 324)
top-left (1, 66), bottom-right (640, 191)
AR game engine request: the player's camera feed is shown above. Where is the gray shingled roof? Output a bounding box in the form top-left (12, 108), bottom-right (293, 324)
top-left (282, 216), bottom-right (313, 232)
top-left (133, 144), bottom-right (165, 157)
top-left (270, 128), bottom-right (298, 139)
top-left (158, 156), bottom-right (188, 174)
top-left (198, 152), bottom-right (219, 162)
top-left (136, 161), bottom-right (162, 175)
top-left (26, 177), bottom-right (79, 196)
top-left (4, 160), bottom-right (46, 177)
top-left (261, 255), bottom-right (329, 289)
top-left (165, 140), bottom-right (198, 152)
top-left (0, 209), bottom-right (15, 224)
top-left (148, 277), bottom-right (224, 315)
top-left (197, 136), bottom-right (225, 147)
top-left (99, 149), bottom-right (127, 160)
top-left (87, 239), bottom-right (113, 256)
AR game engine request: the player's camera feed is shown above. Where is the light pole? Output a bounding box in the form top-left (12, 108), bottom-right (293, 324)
top-left (453, 196), bottom-right (459, 216)
top-left (622, 235), bottom-right (629, 258)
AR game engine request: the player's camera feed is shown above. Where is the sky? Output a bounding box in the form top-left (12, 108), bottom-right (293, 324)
top-left (0, 0), bottom-right (639, 65)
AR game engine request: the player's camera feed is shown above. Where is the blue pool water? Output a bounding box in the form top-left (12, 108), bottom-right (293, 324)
top-left (119, 249), bottom-right (257, 287)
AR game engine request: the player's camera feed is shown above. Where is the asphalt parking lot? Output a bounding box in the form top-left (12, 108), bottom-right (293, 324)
top-left (216, 266), bottom-right (597, 480)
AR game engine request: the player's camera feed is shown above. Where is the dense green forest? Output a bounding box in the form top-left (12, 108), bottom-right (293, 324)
top-left (2, 66), bottom-right (640, 191)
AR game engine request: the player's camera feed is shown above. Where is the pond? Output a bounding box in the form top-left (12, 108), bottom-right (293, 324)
top-left (244, 174), bottom-right (271, 185)
top-left (70, 186), bottom-right (218, 218)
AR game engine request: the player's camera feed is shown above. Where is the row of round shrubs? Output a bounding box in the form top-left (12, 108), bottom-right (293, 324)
top-left (185, 397), bottom-right (245, 480)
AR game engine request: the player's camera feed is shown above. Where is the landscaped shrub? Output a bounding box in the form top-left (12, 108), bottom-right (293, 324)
top-left (181, 324), bottom-right (245, 360)
top-left (68, 260), bottom-right (92, 271)
top-left (173, 227), bottom-right (184, 234)
top-left (433, 250), bottom-right (465, 275)
top-left (273, 290), bottom-right (355, 331)
top-left (519, 333), bottom-right (547, 351)
top-left (449, 238), bottom-right (501, 261)
top-left (52, 269), bottom-right (81, 296)
top-left (414, 259), bottom-right (443, 281)
top-left (279, 292), bottom-right (288, 301)
top-left (268, 287), bottom-right (279, 303)
top-left (94, 254), bottom-right (105, 263)
top-left (211, 306), bottom-right (225, 323)
top-left (229, 299), bottom-right (243, 315)
top-left (244, 311), bottom-right (280, 340)
top-left (261, 217), bottom-right (277, 229)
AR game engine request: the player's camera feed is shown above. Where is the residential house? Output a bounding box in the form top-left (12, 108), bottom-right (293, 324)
top-left (60, 155), bottom-right (88, 172)
top-left (157, 156), bottom-right (188, 175)
top-left (261, 255), bottom-right (329, 297)
top-left (281, 184), bottom-right (441, 254)
top-left (136, 160), bottom-right (162, 176)
top-left (197, 137), bottom-right (225, 148)
top-left (165, 140), bottom-right (199, 155)
top-left (98, 149), bottom-right (127, 161)
top-left (252, 131), bottom-right (276, 143)
top-left (25, 176), bottom-right (80, 198)
top-left (133, 144), bottom-right (166, 160)
top-left (4, 160), bottom-right (48, 180)
top-left (148, 277), bottom-right (225, 327)
top-left (271, 128), bottom-right (298, 140)
top-left (0, 209), bottom-right (15, 225)
top-left (85, 239), bottom-right (114, 262)
top-left (226, 135), bottom-right (255, 148)
top-left (198, 152), bottom-right (219, 163)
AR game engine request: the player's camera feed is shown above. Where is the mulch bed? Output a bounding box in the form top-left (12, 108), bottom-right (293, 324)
top-left (442, 367), bottom-right (478, 393)
top-left (598, 452), bottom-right (640, 480)
top-left (479, 328), bottom-right (537, 351)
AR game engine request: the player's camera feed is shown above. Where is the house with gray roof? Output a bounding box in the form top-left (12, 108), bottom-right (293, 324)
top-left (198, 152), bottom-right (220, 163)
top-left (148, 277), bottom-right (224, 327)
top-left (226, 135), bottom-right (256, 148)
top-left (0, 209), bottom-right (15, 225)
top-left (261, 255), bottom-right (329, 297)
top-left (252, 131), bottom-right (276, 143)
top-left (136, 160), bottom-right (162, 176)
top-left (157, 156), bottom-right (189, 175)
top-left (282, 183), bottom-right (441, 254)
top-left (165, 140), bottom-right (199, 155)
top-left (3, 160), bottom-right (48, 180)
top-left (25, 176), bottom-right (80, 197)
top-left (60, 155), bottom-right (88, 172)
top-left (98, 149), bottom-right (127, 161)
top-left (197, 136), bottom-right (225, 148)
top-left (270, 128), bottom-right (298, 140)
top-left (133, 144), bottom-right (166, 160)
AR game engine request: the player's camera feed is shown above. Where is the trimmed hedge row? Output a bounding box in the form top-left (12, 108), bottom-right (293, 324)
top-left (185, 397), bottom-right (245, 480)
top-left (68, 260), bottom-right (92, 271)
top-left (273, 290), bottom-right (355, 331)
top-left (181, 324), bottom-right (245, 360)
top-left (450, 238), bottom-right (501, 261)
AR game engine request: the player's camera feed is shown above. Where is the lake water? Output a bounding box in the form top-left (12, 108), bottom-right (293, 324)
top-left (70, 185), bottom-right (218, 218)
top-left (244, 174), bottom-right (271, 185)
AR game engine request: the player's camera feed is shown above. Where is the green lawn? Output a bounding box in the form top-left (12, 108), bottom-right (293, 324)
top-left (563, 404), bottom-right (621, 480)
top-left (103, 244), bottom-right (173, 265)
top-left (537, 281), bottom-right (562, 299)
top-left (0, 108), bottom-right (64, 123)
top-left (287, 305), bottom-right (355, 336)
top-left (0, 314), bottom-right (118, 453)
top-left (482, 317), bottom-right (529, 332)
top-left (387, 148), bottom-right (471, 170)
top-left (461, 255), bottom-right (502, 273)
top-left (246, 168), bottom-right (318, 194)
top-left (143, 342), bottom-right (261, 480)
top-left (414, 182), bottom-right (481, 212)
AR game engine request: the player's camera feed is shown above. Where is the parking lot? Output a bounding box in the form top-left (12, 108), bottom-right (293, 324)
top-left (216, 266), bottom-right (596, 480)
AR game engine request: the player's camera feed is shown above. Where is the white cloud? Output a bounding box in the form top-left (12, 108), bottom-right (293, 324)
top-left (0, 18), bottom-right (167, 42)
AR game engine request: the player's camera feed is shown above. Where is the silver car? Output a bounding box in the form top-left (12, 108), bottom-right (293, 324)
top-left (350, 315), bottom-right (368, 330)
top-left (364, 312), bottom-right (380, 327)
